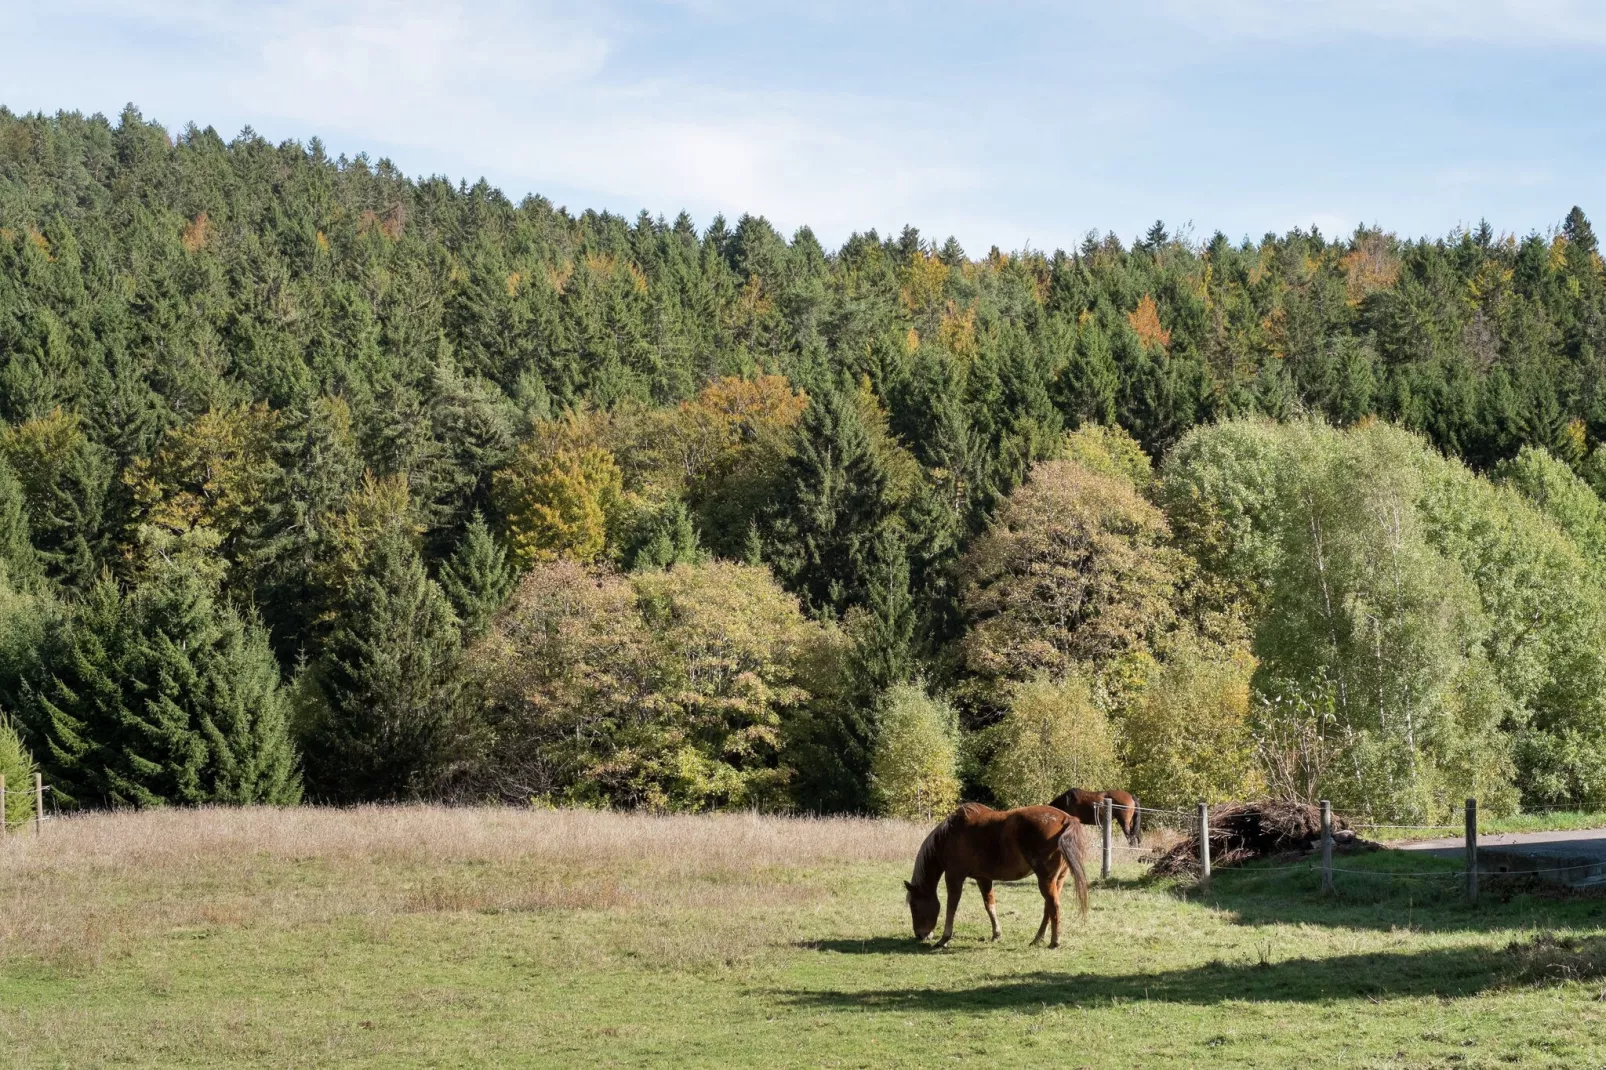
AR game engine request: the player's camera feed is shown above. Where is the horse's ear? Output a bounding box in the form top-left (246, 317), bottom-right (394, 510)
top-left (903, 880), bottom-right (914, 892)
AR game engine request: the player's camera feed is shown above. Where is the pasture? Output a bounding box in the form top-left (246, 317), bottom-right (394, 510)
top-left (2, 807), bottom-right (1604, 1068)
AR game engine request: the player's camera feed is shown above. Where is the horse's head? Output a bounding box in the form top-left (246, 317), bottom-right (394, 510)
top-left (904, 880), bottom-right (939, 940)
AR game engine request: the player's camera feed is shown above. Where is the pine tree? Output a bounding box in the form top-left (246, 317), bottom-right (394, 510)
top-left (18, 565), bottom-right (300, 808)
top-left (849, 530), bottom-right (915, 694)
top-left (0, 457), bottom-right (42, 589)
top-left (439, 510), bottom-right (515, 637)
top-left (764, 385), bottom-right (896, 618)
top-left (303, 532), bottom-right (464, 801)
top-left (627, 499), bottom-right (702, 572)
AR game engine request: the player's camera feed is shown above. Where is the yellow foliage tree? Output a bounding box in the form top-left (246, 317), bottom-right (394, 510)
top-left (870, 684), bottom-right (962, 820)
top-left (982, 675), bottom-right (1123, 808)
top-left (123, 403), bottom-right (281, 571)
top-left (1121, 643), bottom-right (1264, 809)
top-left (899, 250), bottom-right (949, 315)
top-left (324, 471), bottom-right (420, 596)
top-left (494, 444), bottom-right (623, 568)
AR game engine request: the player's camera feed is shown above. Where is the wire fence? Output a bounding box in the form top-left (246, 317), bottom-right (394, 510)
top-left (0, 776), bottom-right (52, 836)
top-left (1060, 792), bottom-right (1606, 904)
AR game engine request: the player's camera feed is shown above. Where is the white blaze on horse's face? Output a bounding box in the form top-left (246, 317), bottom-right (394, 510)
top-left (904, 880), bottom-right (938, 940)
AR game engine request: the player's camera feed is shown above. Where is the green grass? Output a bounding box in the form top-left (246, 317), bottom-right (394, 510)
top-left (4, 810), bottom-right (1606, 1069)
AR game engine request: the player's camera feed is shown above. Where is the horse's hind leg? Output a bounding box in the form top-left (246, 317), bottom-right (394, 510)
top-left (1033, 866), bottom-right (1064, 948)
top-left (977, 879), bottom-right (1000, 941)
top-left (935, 871), bottom-right (964, 949)
top-left (1030, 873), bottom-right (1052, 946)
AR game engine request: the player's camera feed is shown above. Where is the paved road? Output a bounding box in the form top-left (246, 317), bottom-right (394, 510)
top-left (1397, 826), bottom-right (1606, 887)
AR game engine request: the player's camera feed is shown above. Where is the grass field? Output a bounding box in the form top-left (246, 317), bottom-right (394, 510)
top-left (3, 807), bottom-right (1606, 1069)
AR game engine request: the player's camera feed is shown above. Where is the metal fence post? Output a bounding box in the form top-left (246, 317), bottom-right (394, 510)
top-left (1320, 799), bottom-right (1333, 893)
top-left (34, 773), bottom-right (43, 836)
top-left (1101, 796), bottom-right (1113, 880)
top-left (1197, 802), bottom-right (1211, 886)
top-left (1464, 797), bottom-right (1477, 904)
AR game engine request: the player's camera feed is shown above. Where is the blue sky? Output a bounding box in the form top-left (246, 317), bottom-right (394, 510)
top-left (3, 1), bottom-right (1602, 253)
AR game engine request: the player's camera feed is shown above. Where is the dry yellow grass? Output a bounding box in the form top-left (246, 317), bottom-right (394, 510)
top-left (0, 805), bottom-right (926, 972)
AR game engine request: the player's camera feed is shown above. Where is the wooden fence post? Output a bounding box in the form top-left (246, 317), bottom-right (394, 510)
top-left (1198, 802), bottom-right (1211, 886)
top-left (35, 773), bottom-right (44, 836)
top-left (1320, 799), bottom-right (1333, 893)
top-left (1101, 796), bottom-right (1112, 880)
top-left (1464, 797), bottom-right (1478, 904)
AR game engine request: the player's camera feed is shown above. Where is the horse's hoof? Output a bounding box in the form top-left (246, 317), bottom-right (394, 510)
top-left (1049, 941), bottom-right (1060, 949)
top-left (990, 933), bottom-right (1000, 942)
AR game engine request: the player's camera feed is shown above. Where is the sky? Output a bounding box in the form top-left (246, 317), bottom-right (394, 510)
top-left (2, 0), bottom-right (1603, 254)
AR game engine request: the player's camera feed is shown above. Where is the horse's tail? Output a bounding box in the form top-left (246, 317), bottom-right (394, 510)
top-left (1057, 821), bottom-right (1090, 918)
top-left (1128, 796), bottom-right (1141, 846)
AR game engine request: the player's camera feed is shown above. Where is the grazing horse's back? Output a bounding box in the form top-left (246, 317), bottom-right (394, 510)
top-left (1048, 787), bottom-right (1140, 845)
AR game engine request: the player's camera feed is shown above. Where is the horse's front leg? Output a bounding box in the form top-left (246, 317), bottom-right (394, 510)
top-left (934, 872), bottom-right (964, 949)
top-left (977, 879), bottom-right (1001, 941)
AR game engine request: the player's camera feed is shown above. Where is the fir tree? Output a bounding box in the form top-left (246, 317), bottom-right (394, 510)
top-left (764, 385), bottom-right (896, 618)
top-left (303, 532), bottom-right (464, 801)
top-left (439, 510), bottom-right (515, 637)
top-left (849, 530), bottom-right (915, 695)
top-left (19, 565), bottom-right (300, 808)
top-left (0, 457), bottom-right (41, 590)
top-left (627, 499), bottom-right (702, 572)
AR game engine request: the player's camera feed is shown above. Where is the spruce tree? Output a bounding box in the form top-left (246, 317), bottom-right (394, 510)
top-left (627, 499), bottom-right (701, 572)
top-left (19, 565), bottom-right (300, 808)
top-left (439, 510), bottom-right (515, 638)
top-left (0, 457), bottom-right (42, 590)
top-left (303, 531), bottom-right (463, 801)
top-left (850, 530), bottom-right (915, 695)
top-left (764, 385), bottom-right (896, 618)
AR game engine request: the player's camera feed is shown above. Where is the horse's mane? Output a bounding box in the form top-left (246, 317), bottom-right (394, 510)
top-left (911, 803), bottom-right (989, 893)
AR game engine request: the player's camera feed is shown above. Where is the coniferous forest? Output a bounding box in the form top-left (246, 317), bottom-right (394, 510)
top-left (3, 105), bottom-right (1606, 822)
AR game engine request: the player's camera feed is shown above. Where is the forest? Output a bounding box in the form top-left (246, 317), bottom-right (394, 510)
top-left (1, 105), bottom-right (1604, 824)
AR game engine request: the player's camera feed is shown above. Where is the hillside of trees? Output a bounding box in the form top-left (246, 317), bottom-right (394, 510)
top-left (1, 104), bottom-right (1605, 823)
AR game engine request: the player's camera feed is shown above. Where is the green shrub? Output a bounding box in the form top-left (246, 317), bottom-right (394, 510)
top-left (869, 684), bottom-right (961, 821)
top-left (982, 675), bottom-right (1122, 808)
top-left (0, 714), bottom-right (36, 830)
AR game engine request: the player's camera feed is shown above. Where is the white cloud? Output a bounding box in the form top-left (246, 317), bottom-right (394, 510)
top-left (26, 0), bottom-right (987, 240)
top-left (1164, 0), bottom-right (1606, 46)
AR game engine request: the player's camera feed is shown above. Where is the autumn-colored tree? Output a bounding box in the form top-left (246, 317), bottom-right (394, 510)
top-left (493, 444), bottom-right (623, 568)
top-left (981, 675), bottom-right (1122, 808)
top-left (1121, 641), bottom-right (1263, 809)
top-left (122, 403), bottom-right (282, 581)
top-left (1127, 294), bottom-right (1171, 351)
top-left (960, 459), bottom-right (1183, 697)
top-left (474, 558), bottom-right (831, 810)
top-left (869, 683), bottom-right (961, 820)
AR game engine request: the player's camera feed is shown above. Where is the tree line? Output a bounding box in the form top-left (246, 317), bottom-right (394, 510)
top-left (0, 104), bottom-right (1603, 823)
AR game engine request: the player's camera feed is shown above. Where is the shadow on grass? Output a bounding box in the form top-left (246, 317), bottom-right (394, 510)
top-left (796, 937), bottom-right (932, 956)
top-left (1130, 856), bottom-right (1604, 935)
top-left (783, 933), bottom-right (1606, 1011)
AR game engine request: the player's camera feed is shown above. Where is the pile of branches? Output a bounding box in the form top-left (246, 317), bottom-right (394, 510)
top-left (1150, 800), bottom-right (1377, 877)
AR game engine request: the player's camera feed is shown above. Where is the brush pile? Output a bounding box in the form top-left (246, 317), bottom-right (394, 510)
top-left (1149, 800), bottom-right (1377, 876)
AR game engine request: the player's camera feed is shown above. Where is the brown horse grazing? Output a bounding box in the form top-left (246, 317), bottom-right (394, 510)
top-left (1047, 787), bottom-right (1141, 846)
top-left (904, 803), bottom-right (1090, 949)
